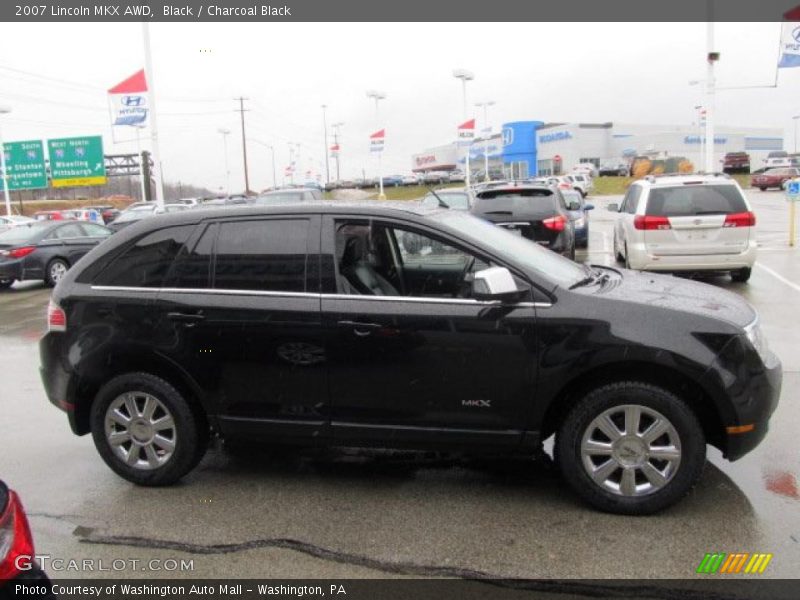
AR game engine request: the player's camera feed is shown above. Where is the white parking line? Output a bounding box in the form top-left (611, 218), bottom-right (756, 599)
top-left (755, 263), bottom-right (800, 294)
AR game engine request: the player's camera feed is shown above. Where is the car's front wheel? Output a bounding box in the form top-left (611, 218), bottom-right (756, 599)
top-left (731, 267), bottom-right (752, 283)
top-left (90, 373), bottom-right (208, 486)
top-left (0, 278), bottom-right (13, 290)
top-left (556, 381), bottom-right (706, 514)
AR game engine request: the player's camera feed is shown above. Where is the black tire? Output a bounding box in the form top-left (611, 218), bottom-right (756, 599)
top-left (556, 381), bottom-right (706, 515)
top-left (0, 279), bottom-right (13, 290)
top-left (731, 267), bottom-right (751, 283)
top-left (614, 234), bottom-right (625, 263)
top-left (44, 257), bottom-right (70, 287)
top-left (624, 244), bottom-right (632, 269)
top-left (758, 187), bottom-right (767, 192)
top-left (90, 372), bottom-right (208, 486)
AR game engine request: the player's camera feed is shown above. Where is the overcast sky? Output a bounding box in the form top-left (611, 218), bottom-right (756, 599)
top-left (1, 22), bottom-right (798, 193)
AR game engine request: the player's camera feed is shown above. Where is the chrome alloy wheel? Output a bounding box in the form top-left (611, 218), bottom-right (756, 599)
top-left (581, 404), bottom-right (682, 497)
top-left (104, 392), bottom-right (177, 470)
top-left (49, 261), bottom-right (67, 282)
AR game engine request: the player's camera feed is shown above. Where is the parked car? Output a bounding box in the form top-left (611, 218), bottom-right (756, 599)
top-left (85, 205), bottom-right (121, 224)
top-left (612, 173), bottom-right (756, 282)
top-left (750, 167), bottom-right (800, 191)
top-left (61, 208), bottom-right (102, 223)
top-left (109, 203), bottom-right (188, 232)
top-left (598, 162), bottom-right (630, 177)
top-left (33, 210), bottom-right (66, 221)
top-left (0, 220), bottom-right (111, 287)
top-left (422, 171), bottom-right (449, 185)
top-left (448, 170), bottom-right (466, 183)
top-left (471, 183), bottom-right (576, 259)
top-left (420, 187), bottom-right (474, 210)
top-left (40, 202), bottom-right (781, 514)
top-left (254, 188), bottom-right (322, 204)
top-left (0, 479), bottom-right (53, 592)
top-left (564, 173), bottom-right (593, 197)
top-left (0, 215), bottom-right (35, 234)
top-left (763, 150), bottom-right (793, 169)
top-left (402, 174), bottom-right (421, 186)
top-left (380, 175), bottom-right (404, 187)
top-left (561, 188), bottom-right (594, 249)
top-left (572, 163), bottom-right (598, 177)
top-left (722, 152), bottom-right (750, 174)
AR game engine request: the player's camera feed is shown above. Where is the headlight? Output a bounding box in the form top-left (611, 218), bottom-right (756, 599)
top-left (744, 317), bottom-right (770, 363)
top-left (574, 217), bottom-right (586, 228)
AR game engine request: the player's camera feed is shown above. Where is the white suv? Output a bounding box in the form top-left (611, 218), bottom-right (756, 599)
top-left (564, 173), bottom-right (593, 197)
top-left (611, 173), bottom-right (756, 282)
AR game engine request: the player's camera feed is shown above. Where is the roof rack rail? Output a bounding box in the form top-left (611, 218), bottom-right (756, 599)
top-left (643, 171), bottom-right (731, 183)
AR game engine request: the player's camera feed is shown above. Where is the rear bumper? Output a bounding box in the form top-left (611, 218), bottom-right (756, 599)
top-left (39, 332), bottom-right (82, 435)
top-left (627, 240), bottom-right (757, 272)
top-left (0, 259), bottom-right (23, 281)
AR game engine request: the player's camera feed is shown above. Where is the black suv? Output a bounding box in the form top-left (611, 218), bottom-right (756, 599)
top-left (40, 203), bottom-right (781, 514)
top-left (470, 184), bottom-right (576, 259)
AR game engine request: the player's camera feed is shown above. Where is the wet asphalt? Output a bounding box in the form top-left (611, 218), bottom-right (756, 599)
top-left (0, 189), bottom-right (798, 580)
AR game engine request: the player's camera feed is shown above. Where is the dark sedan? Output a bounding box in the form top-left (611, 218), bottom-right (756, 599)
top-left (0, 221), bottom-right (111, 288)
top-left (470, 183), bottom-right (576, 259)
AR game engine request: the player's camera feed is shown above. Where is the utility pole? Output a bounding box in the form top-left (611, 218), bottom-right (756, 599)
top-left (218, 128), bottom-right (231, 195)
top-left (235, 97), bottom-right (251, 194)
top-left (332, 122), bottom-right (344, 181)
top-left (322, 104), bottom-right (330, 185)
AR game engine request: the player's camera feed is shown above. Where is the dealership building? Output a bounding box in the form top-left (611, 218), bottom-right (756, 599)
top-left (411, 121), bottom-right (784, 178)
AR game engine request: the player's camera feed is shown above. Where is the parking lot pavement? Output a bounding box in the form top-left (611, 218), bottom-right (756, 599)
top-left (1, 188), bottom-right (799, 579)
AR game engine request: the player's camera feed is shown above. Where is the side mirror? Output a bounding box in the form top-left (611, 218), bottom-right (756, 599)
top-left (584, 203), bottom-right (595, 211)
top-left (607, 203), bottom-right (619, 212)
top-left (473, 267), bottom-right (522, 302)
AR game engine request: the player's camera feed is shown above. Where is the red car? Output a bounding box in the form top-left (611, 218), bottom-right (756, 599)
top-left (32, 211), bottom-right (66, 221)
top-left (751, 167), bottom-right (800, 191)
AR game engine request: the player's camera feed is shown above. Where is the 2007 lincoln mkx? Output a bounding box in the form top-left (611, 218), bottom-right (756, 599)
top-left (39, 202), bottom-right (781, 514)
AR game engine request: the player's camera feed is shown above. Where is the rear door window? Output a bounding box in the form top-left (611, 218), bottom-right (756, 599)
top-left (645, 185), bottom-right (748, 216)
top-left (214, 219), bottom-right (309, 292)
top-left (93, 225), bottom-right (195, 287)
top-left (52, 223), bottom-right (84, 239)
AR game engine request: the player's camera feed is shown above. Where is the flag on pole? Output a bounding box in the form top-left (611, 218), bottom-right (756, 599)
top-left (370, 129), bottom-right (385, 153)
top-left (108, 70), bottom-right (149, 127)
top-left (457, 119), bottom-right (476, 146)
top-left (330, 144), bottom-right (340, 157)
top-left (778, 22), bottom-right (800, 68)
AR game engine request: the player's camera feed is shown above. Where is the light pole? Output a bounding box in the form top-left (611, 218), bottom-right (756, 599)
top-left (475, 100), bottom-right (495, 181)
top-left (332, 122), bottom-right (344, 181)
top-left (218, 128), bottom-right (231, 195)
top-left (366, 90), bottom-right (387, 200)
top-left (793, 116), bottom-right (799, 153)
top-left (694, 105), bottom-right (705, 172)
top-left (704, 20), bottom-right (718, 174)
top-left (453, 69), bottom-right (474, 187)
top-left (322, 104), bottom-right (330, 185)
top-left (0, 106), bottom-right (12, 217)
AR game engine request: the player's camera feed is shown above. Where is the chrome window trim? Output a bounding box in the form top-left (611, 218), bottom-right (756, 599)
top-left (89, 285), bottom-right (552, 308)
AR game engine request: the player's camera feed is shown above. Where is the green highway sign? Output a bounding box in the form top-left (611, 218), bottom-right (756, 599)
top-left (47, 135), bottom-right (107, 188)
top-left (2, 140), bottom-right (48, 191)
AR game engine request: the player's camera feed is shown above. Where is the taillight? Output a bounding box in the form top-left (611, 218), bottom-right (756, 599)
top-left (542, 215), bottom-right (567, 232)
top-left (0, 491), bottom-right (35, 581)
top-left (634, 215), bottom-right (672, 230)
top-left (724, 211), bottom-right (756, 228)
top-left (48, 300), bottom-right (66, 332)
top-left (3, 246), bottom-right (36, 259)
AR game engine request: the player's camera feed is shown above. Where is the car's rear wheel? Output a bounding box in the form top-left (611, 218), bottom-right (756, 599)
top-left (90, 373), bottom-right (207, 486)
top-left (613, 233), bottom-right (624, 263)
top-left (556, 381), bottom-right (705, 514)
top-left (45, 258), bottom-right (69, 287)
top-left (731, 267), bottom-right (752, 283)
top-left (0, 278), bottom-right (13, 290)
top-left (758, 187), bottom-right (767, 191)
top-left (624, 244), bottom-right (632, 269)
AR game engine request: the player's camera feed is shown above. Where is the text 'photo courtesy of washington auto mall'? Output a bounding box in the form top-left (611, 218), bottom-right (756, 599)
top-left (2, 2), bottom-right (800, 598)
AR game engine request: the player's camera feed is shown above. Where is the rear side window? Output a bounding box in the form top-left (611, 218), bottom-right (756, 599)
top-left (166, 224), bottom-right (215, 289)
top-left (646, 185), bottom-right (748, 217)
top-left (94, 225), bottom-right (194, 287)
top-left (52, 223), bottom-right (84, 239)
top-left (214, 219), bottom-right (308, 292)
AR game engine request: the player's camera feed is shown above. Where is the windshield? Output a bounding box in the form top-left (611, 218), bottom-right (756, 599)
top-left (433, 211), bottom-right (585, 288)
top-left (422, 192), bottom-right (469, 210)
top-left (0, 222), bottom-right (49, 244)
